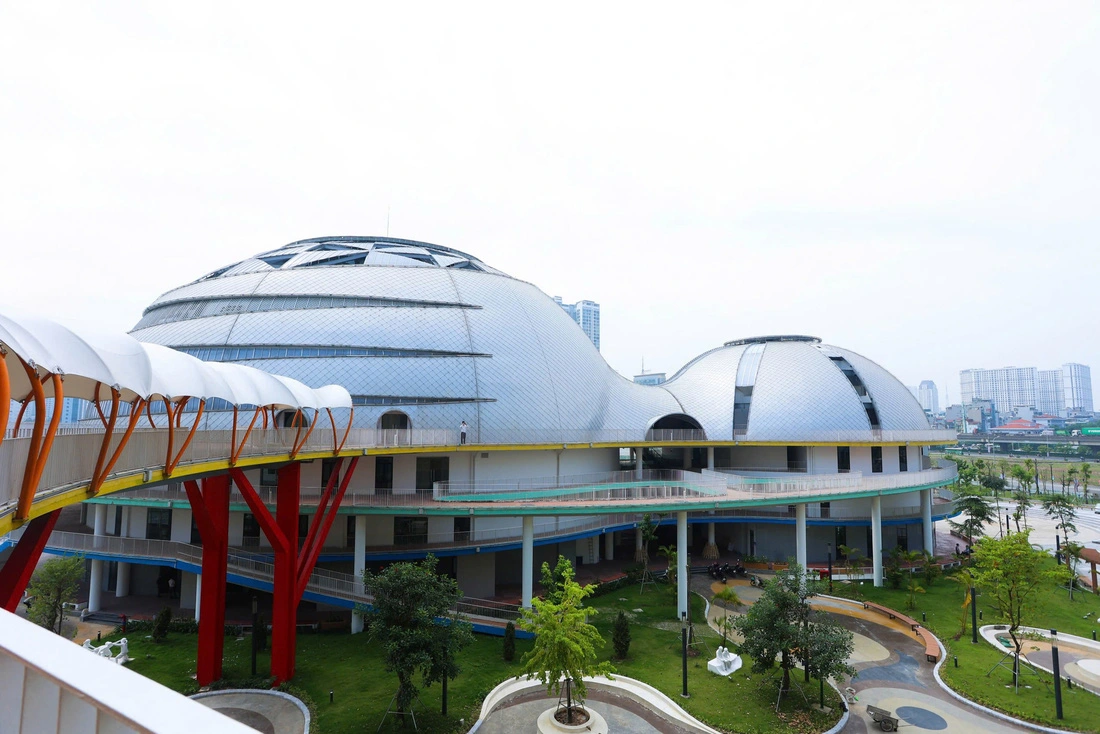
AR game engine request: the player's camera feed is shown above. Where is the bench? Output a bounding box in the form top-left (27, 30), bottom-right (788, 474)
top-left (862, 602), bottom-right (919, 631)
top-left (866, 704), bottom-right (899, 732)
top-left (915, 627), bottom-right (941, 663)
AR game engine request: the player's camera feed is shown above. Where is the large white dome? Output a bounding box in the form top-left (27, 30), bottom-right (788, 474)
top-left (130, 237), bottom-right (933, 444)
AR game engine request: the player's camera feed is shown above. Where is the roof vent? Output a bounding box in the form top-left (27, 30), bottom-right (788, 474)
top-left (724, 335), bottom-right (820, 347)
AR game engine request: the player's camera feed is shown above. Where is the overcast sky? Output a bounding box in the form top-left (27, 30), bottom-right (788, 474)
top-left (2, 3), bottom-right (1097, 402)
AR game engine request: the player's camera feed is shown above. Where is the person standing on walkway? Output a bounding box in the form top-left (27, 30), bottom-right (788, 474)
top-left (460, 421), bottom-right (468, 445)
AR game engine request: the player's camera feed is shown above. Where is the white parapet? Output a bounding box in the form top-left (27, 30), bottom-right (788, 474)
top-left (0, 608), bottom-right (255, 734)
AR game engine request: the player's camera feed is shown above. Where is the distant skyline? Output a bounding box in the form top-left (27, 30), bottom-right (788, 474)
top-left (2, 4), bottom-right (1098, 396)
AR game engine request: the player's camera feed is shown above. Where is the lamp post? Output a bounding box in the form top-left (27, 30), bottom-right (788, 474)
top-left (1052, 629), bottom-right (1063, 720)
top-left (681, 611), bottom-right (689, 698)
top-left (970, 586), bottom-right (978, 644)
top-left (251, 595), bottom-right (259, 676)
top-left (827, 543), bottom-right (833, 594)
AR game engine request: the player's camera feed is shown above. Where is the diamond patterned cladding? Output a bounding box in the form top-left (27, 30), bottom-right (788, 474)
top-left (745, 341), bottom-right (872, 441)
top-left (451, 270), bottom-right (678, 440)
top-left (145, 272), bottom-right (272, 310)
top-left (231, 356), bottom-right (478, 401)
top-left (130, 314), bottom-right (239, 346)
top-left (235, 266), bottom-right (467, 304)
top-left (826, 346), bottom-right (930, 431)
top-left (216, 307), bottom-right (475, 354)
top-left (661, 344), bottom-right (750, 440)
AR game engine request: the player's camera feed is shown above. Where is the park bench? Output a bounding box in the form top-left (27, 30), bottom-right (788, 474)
top-left (915, 627), bottom-right (941, 663)
top-left (866, 704), bottom-right (899, 732)
top-left (862, 601), bottom-right (919, 631)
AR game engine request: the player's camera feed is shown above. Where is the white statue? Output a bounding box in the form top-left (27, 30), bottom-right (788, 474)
top-left (707, 645), bottom-right (743, 676)
top-left (114, 638), bottom-right (130, 665)
top-left (81, 637), bottom-right (131, 665)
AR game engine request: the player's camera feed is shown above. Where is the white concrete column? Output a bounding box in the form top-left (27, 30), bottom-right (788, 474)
top-left (93, 504), bottom-right (107, 550)
top-left (522, 516), bottom-right (534, 608)
top-left (676, 511), bottom-right (688, 621)
top-left (635, 449), bottom-right (644, 479)
top-left (703, 522), bottom-right (718, 559)
top-left (871, 496), bottom-right (883, 587)
top-left (603, 532), bottom-right (614, 562)
top-left (120, 506), bottom-right (131, 538)
top-left (921, 489), bottom-right (933, 554)
top-left (683, 447), bottom-right (692, 470)
top-left (115, 561), bottom-right (130, 598)
top-left (352, 515), bottom-right (368, 634)
top-left (706, 447), bottom-right (715, 471)
top-left (194, 573), bottom-right (201, 623)
top-left (88, 560), bottom-right (103, 612)
top-left (795, 503), bottom-right (807, 570)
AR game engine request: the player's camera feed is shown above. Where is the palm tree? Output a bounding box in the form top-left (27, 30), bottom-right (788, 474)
top-left (1067, 466), bottom-right (1080, 498)
top-left (998, 459), bottom-right (1010, 482)
top-left (657, 544), bottom-right (677, 584)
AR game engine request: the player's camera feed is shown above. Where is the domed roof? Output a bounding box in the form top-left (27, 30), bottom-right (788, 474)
top-left (661, 336), bottom-right (930, 441)
top-left (131, 237), bottom-right (934, 444)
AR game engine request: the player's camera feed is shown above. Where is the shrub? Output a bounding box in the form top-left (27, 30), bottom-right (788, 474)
top-left (502, 621), bottom-right (516, 662)
top-left (152, 607), bottom-right (172, 643)
top-left (612, 610), bottom-right (631, 660)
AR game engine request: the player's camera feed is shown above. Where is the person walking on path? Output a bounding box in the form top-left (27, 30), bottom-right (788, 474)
top-left (460, 421), bottom-right (468, 445)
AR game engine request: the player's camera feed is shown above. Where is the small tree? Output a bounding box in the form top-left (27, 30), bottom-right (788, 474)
top-left (25, 555), bottom-right (84, 635)
top-left (949, 488), bottom-right (996, 551)
top-left (657, 544), bottom-right (677, 584)
top-left (518, 559), bottom-right (613, 724)
top-left (152, 606), bottom-right (172, 643)
top-left (901, 550), bottom-right (926, 610)
top-left (612, 610), bottom-right (631, 660)
top-left (1041, 494), bottom-right (1078, 549)
top-left (733, 564), bottom-right (855, 700)
top-left (637, 512), bottom-right (659, 565)
top-left (502, 621), bottom-right (516, 662)
top-left (838, 545), bottom-right (864, 593)
top-left (885, 545), bottom-right (905, 590)
top-left (1062, 540), bottom-right (1084, 601)
top-left (712, 587), bottom-right (742, 648)
top-left (1012, 490), bottom-right (1031, 532)
top-left (1080, 463), bottom-right (1092, 500)
top-left (360, 554), bottom-right (474, 720)
top-left (970, 532), bottom-right (1069, 688)
top-left (919, 550), bottom-right (941, 588)
top-left (540, 555), bottom-right (573, 604)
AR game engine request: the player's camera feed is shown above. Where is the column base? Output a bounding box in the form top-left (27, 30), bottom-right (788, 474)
top-left (702, 543), bottom-right (719, 560)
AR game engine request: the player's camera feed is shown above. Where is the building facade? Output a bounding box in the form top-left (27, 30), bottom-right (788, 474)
top-left (1037, 369), bottom-right (1065, 417)
top-left (961, 363), bottom-right (1093, 418)
top-left (1063, 362), bottom-right (1094, 414)
top-left (917, 380), bottom-right (939, 415)
top-left (553, 296), bottom-right (600, 350)
top-left (46, 236), bottom-right (955, 620)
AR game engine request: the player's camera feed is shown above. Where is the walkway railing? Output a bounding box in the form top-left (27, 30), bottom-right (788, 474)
top-left (40, 531), bottom-right (521, 622)
top-left (434, 469), bottom-right (729, 502)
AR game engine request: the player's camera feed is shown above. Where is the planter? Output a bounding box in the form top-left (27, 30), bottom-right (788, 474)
top-left (537, 706), bottom-right (608, 734)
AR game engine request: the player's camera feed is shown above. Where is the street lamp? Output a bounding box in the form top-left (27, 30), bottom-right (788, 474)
top-left (1052, 629), bottom-right (1063, 720)
top-left (826, 542), bottom-right (833, 594)
top-left (681, 611), bottom-right (689, 698)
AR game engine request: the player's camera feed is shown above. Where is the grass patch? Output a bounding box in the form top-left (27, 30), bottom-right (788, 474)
top-left (849, 562), bottom-right (1100, 732)
top-left (112, 583), bottom-right (841, 733)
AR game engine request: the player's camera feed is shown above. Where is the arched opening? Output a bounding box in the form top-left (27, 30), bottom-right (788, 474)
top-left (645, 414), bottom-right (706, 470)
top-left (378, 411), bottom-right (411, 431)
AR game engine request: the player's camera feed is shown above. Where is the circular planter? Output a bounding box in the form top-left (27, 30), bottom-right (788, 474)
top-left (536, 706), bottom-right (608, 734)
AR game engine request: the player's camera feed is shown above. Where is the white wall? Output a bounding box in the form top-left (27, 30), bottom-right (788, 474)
top-left (128, 507), bottom-right (148, 539)
top-left (724, 446), bottom-right (787, 470)
top-left (169, 509), bottom-right (191, 544)
top-left (428, 516), bottom-right (454, 544)
top-left (178, 572), bottom-right (198, 611)
top-left (810, 446), bottom-right (839, 473)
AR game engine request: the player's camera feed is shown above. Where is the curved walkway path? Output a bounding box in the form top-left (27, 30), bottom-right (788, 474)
top-left (694, 576), bottom-right (1031, 733)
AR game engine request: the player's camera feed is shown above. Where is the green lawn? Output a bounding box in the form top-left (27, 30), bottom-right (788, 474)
top-left (840, 563), bottom-right (1100, 732)
top-left (113, 582), bottom-right (842, 733)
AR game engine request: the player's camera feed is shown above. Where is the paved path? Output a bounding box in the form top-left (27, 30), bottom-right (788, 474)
top-left (692, 576), bottom-right (1032, 733)
top-left (476, 688), bottom-right (695, 734)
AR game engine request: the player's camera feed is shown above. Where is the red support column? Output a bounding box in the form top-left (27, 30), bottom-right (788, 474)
top-left (185, 476), bottom-right (230, 686)
top-left (273, 463), bottom-right (301, 682)
top-left (0, 510), bottom-right (61, 611)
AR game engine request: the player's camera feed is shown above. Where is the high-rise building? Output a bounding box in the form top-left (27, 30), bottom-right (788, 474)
top-left (1063, 363), bottom-right (1094, 414)
top-left (1037, 369), bottom-right (1066, 417)
top-left (553, 296), bottom-right (600, 350)
top-left (961, 363), bottom-right (1094, 417)
top-left (959, 367), bottom-right (1037, 414)
top-left (917, 380), bottom-right (939, 414)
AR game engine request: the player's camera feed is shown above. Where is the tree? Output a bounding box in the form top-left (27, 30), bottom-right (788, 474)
top-left (838, 544), bottom-right (864, 591)
top-left (360, 554), bottom-right (474, 719)
top-left (657, 544), bottom-right (677, 584)
top-left (919, 550), bottom-right (941, 588)
top-left (1041, 494), bottom-right (1078, 547)
top-left (1012, 490), bottom-right (1031, 532)
top-left (637, 512), bottom-right (660, 566)
top-left (1080, 463), bottom-right (1092, 500)
top-left (970, 532), bottom-right (1069, 687)
top-left (733, 564), bottom-right (855, 699)
top-left (949, 488), bottom-right (996, 550)
top-left (502, 621), bottom-right (516, 662)
top-left (1062, 541), bottom-right (1084, 601)
top-left (540, 555), bottom-right (573, 604)
top-left (901, 550), bottom-right (926, 610)
top-left (518, 558), bottom-right (614, 724)
top-left (1024, 458), bottom-right (1038, 494)
top-left (1009, 465), bottom-right (1031, 498)
top-left (612, 610), bottom-right (631, 660)
top-left (25, 555), bottom-right (83, 635)
top-left (152, 606), bottom-right (172, 643)
top-left (885, 546), bottom-right (906, 590)
top-left (712, 587), bottom-right (742, 648)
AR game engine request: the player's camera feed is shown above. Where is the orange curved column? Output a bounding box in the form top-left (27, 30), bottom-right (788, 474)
top-left (0, 357), bottom-right (9, 449)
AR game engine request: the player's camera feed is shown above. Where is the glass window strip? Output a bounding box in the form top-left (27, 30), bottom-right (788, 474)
top-left (173, 345), bottom-right (491, 361)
